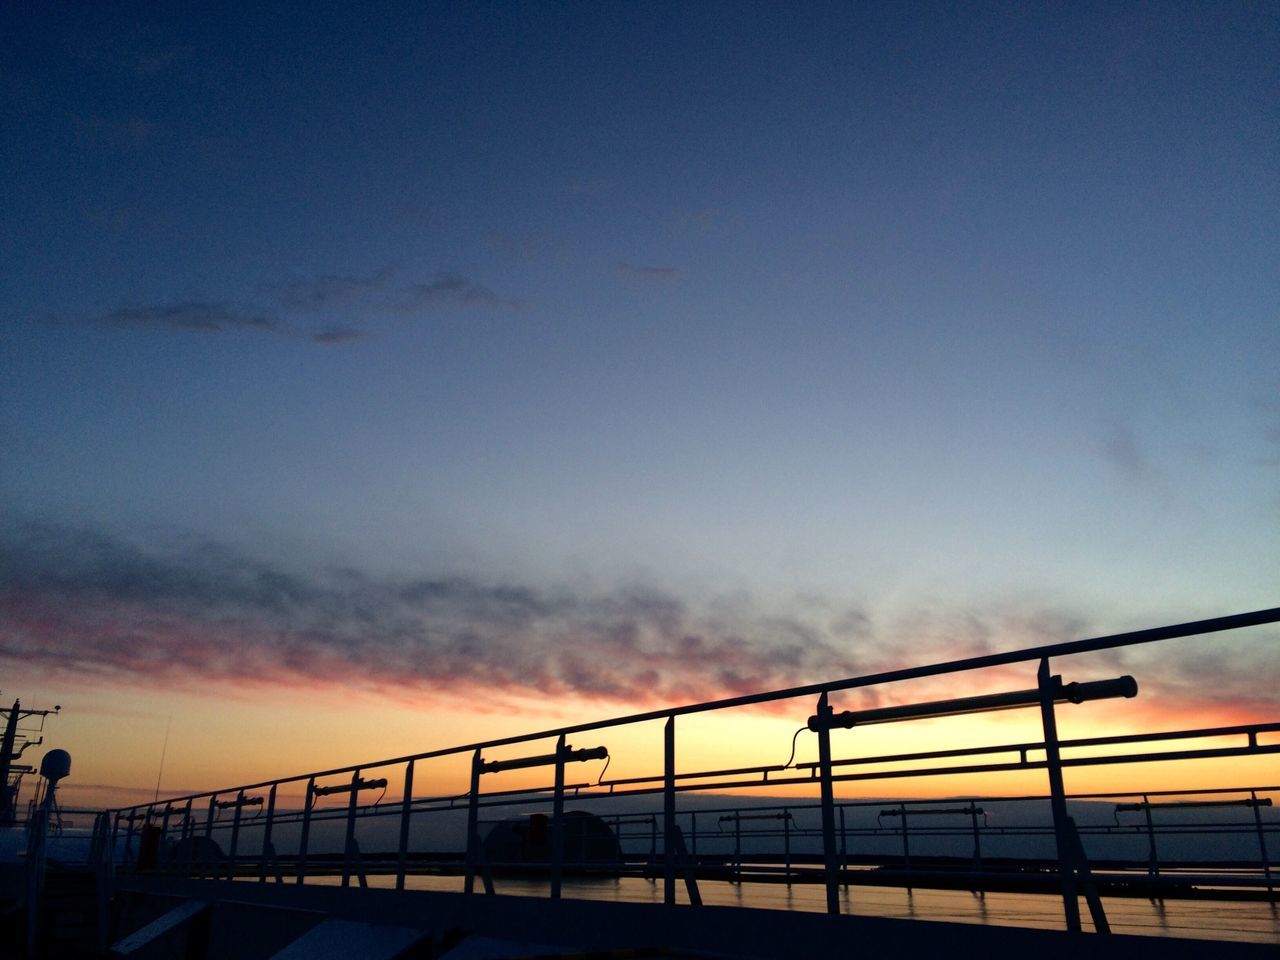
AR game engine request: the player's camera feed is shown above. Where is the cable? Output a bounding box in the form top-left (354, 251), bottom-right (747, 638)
top-left (782, 726), bottom-right (807, 769)
top-left (595, 752), bottom-right (611, 785)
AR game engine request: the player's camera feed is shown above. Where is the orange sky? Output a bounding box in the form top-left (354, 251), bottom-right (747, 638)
top-left (29, 652), bottom-right (1277, 814)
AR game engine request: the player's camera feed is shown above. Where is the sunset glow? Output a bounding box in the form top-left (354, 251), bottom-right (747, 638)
top-left (2, 4), bottom-right (1276, 823)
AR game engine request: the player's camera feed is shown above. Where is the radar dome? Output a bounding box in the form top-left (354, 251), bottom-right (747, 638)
top-left (39, 749), bottom-right (71, 783)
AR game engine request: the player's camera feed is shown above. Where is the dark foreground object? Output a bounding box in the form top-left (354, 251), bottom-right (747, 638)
top-left (104, 875), bottom-right (1275, 960)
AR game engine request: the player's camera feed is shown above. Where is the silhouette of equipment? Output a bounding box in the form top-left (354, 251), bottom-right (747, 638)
top-left (479, 746), bottom-right (607, 774)
top-left (809, 675), bottom-right (1137, 731)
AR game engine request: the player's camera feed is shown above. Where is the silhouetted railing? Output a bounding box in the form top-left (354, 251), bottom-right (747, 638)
top-left (101, 606), bottom-right (1280, 936)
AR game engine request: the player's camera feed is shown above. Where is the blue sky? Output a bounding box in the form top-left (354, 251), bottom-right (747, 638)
top-left (1, 2), bottom-right (1277, 721)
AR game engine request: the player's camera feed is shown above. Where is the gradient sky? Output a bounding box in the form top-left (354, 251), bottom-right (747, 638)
top-left (1, 2), bottom-right (1277, 806)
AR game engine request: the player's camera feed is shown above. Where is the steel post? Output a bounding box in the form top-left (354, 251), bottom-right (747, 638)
top-left (202, 796), bottom-right (217, 880)
top-left (397, 759), bottom-right (415, 891)
top-left (227, 790), bottom-right (245, 881)
top-left (840, 805), bottom-right (849, 889)
top-left (1039, 658), bottom-right (1082, 932)
top-left (783, 809), bottom-right (791, 886)
top-left (971, 806), bottom-right (982, 874)
top-left (1141, 794), bottom-right (1159, 876)
top-left (159, 804), bottom-right (172, 855)
top-left (551, 734), bottom-right (566, 899)
top-left (816, 691), bottom-right (840, 915)
top-left (297, 778), bottom-right (314, 885)
top-left (341, 770), bottom-right (360, 887)
top-left (259, 784), bottom-right (276, 883)
top-left (900, 803), bottom-right (911, 894)
top-left (734, 814), bottom-right (741, 883)
top-left (1252, 790), bottom-right (1273, 896)
top-left (664, 716), bottom-right (676, 904)
top-left (465, 749), bottom-right (481, 894)
top-left (122, 813), bottom-right (137, 870)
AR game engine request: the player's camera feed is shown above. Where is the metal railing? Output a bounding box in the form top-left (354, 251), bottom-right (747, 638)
top-left (101, 605), bottom-right (1280, 935)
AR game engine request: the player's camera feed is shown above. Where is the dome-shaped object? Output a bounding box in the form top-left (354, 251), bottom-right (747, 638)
top-left (39, 749), bottom-right (71, 783)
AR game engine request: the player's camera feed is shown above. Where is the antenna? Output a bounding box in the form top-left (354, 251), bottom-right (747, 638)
top-left (153, 716), bottom-right (172, 803)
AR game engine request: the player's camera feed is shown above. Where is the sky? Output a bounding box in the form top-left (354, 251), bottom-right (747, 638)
top-left (1, 2), bottom-right (1278, 809)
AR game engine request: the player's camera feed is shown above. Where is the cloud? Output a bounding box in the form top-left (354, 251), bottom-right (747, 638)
top-left (1251, 395), bottom-right (1280, 467)
top-left (1094, 421), bottom-right (1158, 483)
top-left (3, 520), bottom-right (1272, 717)
top-left (311, 327), bottom-right (365, 344)
top-left (398, 273), bottom-right (524, 311)
top-left (91, 267), bottom-right (522, 345)
top-left (102, 301), bottom-right (281, 334)
top-left (616, 261), bottom-right (680, 280)
top-left (0, 521), bottom-right (858, 708)
top-left (271, 268), bottom-right (396, 310)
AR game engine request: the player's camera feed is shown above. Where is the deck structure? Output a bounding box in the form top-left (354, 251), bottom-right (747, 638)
top-left (14, 606), bottom-right (1280, 957)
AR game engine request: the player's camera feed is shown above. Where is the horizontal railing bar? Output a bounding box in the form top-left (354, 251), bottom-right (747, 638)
top-left (567, 721), bottom-right (1280, 794)
top-left (601, 763), bottom-right (790, 787)
top-left (106, 606), bottom-right (1280, 814)
top-left (800, 721), bottom-right (1280, 772)
top-left (130, 772), bottom-right (1280, 830)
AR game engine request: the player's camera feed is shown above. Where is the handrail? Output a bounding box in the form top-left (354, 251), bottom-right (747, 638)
top-left (103, 606), bottom-right (1280, 812)
top-left (97, 606), bottom-right (1280, 935)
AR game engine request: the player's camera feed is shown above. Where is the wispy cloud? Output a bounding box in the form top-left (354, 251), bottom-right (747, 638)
top-left (311, 326), bottom-right (365, 344)
top-left (616, 261), bottom-right (680, 280)
top-left (1252, 395), bottom-right (1280, 467)
top-left (0, 521), bottom-right (856, 707)
top-left (103, 301), bottom-right (281, 334)
top-left (2, 519), bottom-right (1272, 716)
top-left (271, 268), bottom-right (396, 310)
top-left (398, 273), bottom-right (524, 310)
top-left (90, 268), bottom-right (522, 345)
top-left (1094, 421), bottom-right (1158, 483)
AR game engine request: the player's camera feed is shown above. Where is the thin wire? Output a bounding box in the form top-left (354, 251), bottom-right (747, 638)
top-left (152, 716), bottom-right (173, 804)
top-left (595, 752), bottom-right (611, 785)
top-left (782, 726), bottom-right (807, 769)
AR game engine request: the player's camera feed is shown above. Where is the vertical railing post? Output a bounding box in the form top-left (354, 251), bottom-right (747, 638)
top-left (900, 802), bottom-right (911, 893)
top-left (663, 716), bottom-right (676, 904)
top-left (691, 812), bottom-right (697, 860)
top-left (970, 805), bottom-right (982, 874)
top-left (227, 790), bottom-right (245, 881)
top-left (1039, 658), bottom-right (1082, 932)
top-left (397, 759), bottom-right (415, 891)
top-left (259, 785), bottom-right (277, 882)
top-left (110, 811), bottom-right (122, 869)
top-left (816, 691), bottom-right (840, 915)
top-left (202, 796), bottom-right (217, 880)
top-left (783, 810), bottom-right (792, 887)
top-left (1252, 790), bottom-right (1273, 896)
top-left (297, 778), bottom-right (315, 885)
top-left (733, 814), bottom-right (742, 883)
top-left (551, 735), bottom-right (567, 899)
top-left (159, 804), bottom-right (173, 863)
top-left (1141, 794), bottom-right (1159, 876)
top-left (92, 812), bottom-right (113, 952)
top-left (465, 750), bottom-right (481, 894)
top-left (341, 770), bottom-right (360, 888)
top-left (181, 800), bottom-right (195, 877)
top-left (840, 805), bottom-right (849, 889)
top-left (122, 811), bottom-right (137, 869)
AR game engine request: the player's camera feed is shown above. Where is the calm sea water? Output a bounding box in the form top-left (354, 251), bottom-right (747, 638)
top-left (307, 873), bottom-right (1280, 945)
